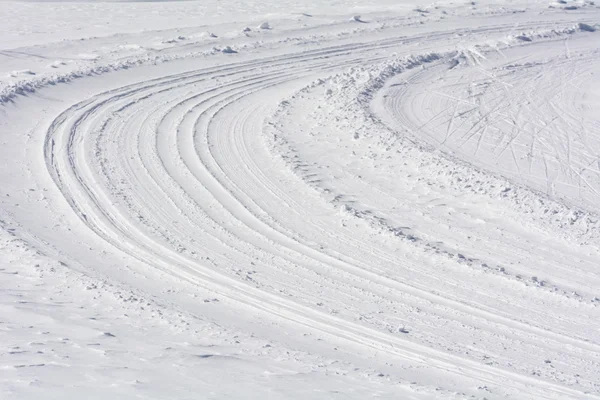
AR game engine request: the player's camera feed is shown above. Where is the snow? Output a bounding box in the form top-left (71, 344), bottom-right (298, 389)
top-left (1, 0), bottom-right (600, 399)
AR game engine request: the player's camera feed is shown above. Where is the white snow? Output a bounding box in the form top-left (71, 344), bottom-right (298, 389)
top-left (1, 0), bottom-right (600, 399)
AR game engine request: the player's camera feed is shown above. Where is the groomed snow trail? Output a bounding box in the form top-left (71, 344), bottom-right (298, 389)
top-left (1, 1), bottom-right (600, 399)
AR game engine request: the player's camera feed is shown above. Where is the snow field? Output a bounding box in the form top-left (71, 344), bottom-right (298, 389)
top-left (1, 1), bottom-right (600, 399)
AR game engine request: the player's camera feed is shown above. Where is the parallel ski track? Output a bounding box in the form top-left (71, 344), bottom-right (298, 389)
top-left (42, 23), bottom-right (600, 398)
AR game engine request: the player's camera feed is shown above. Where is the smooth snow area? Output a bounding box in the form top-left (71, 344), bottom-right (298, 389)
top-left (1, 0), bottom-right (600, 399)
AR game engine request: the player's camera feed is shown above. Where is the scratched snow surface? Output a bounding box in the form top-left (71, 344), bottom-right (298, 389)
top-left (1, 0), bottom-right (600, 399)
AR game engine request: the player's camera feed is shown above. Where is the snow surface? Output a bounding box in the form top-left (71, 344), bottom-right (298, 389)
top-left (1, 0), bottom-right (600, 399)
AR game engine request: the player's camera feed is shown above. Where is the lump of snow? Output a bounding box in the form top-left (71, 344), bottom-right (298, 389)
top-left (49, 61), bottom-right (66, 69)
top-left (9, 70), bottom-right (36, 77)
top-left (221, 46), bottom-right (237, 54)
top-left (577, 23), bottom-right (595, 32)
top-left (258, 22), bottom-right (271, 30)
top-left (351, 15), bottom-right (366, 23)
top-left (243, 27), bottom-right (252, 32)
top-left (515, 35), bottom-right (532, 42)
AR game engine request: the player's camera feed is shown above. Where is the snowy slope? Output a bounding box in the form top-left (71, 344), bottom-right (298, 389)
top-left (1, 0), bottom-right (600, 399)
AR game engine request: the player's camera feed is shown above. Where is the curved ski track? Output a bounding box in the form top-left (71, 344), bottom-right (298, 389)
top-left (3, 13), bottom-right (599, 400)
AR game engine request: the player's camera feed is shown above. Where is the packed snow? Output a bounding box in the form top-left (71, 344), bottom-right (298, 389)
top-left (1, 0), bottom-right (599, 399)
